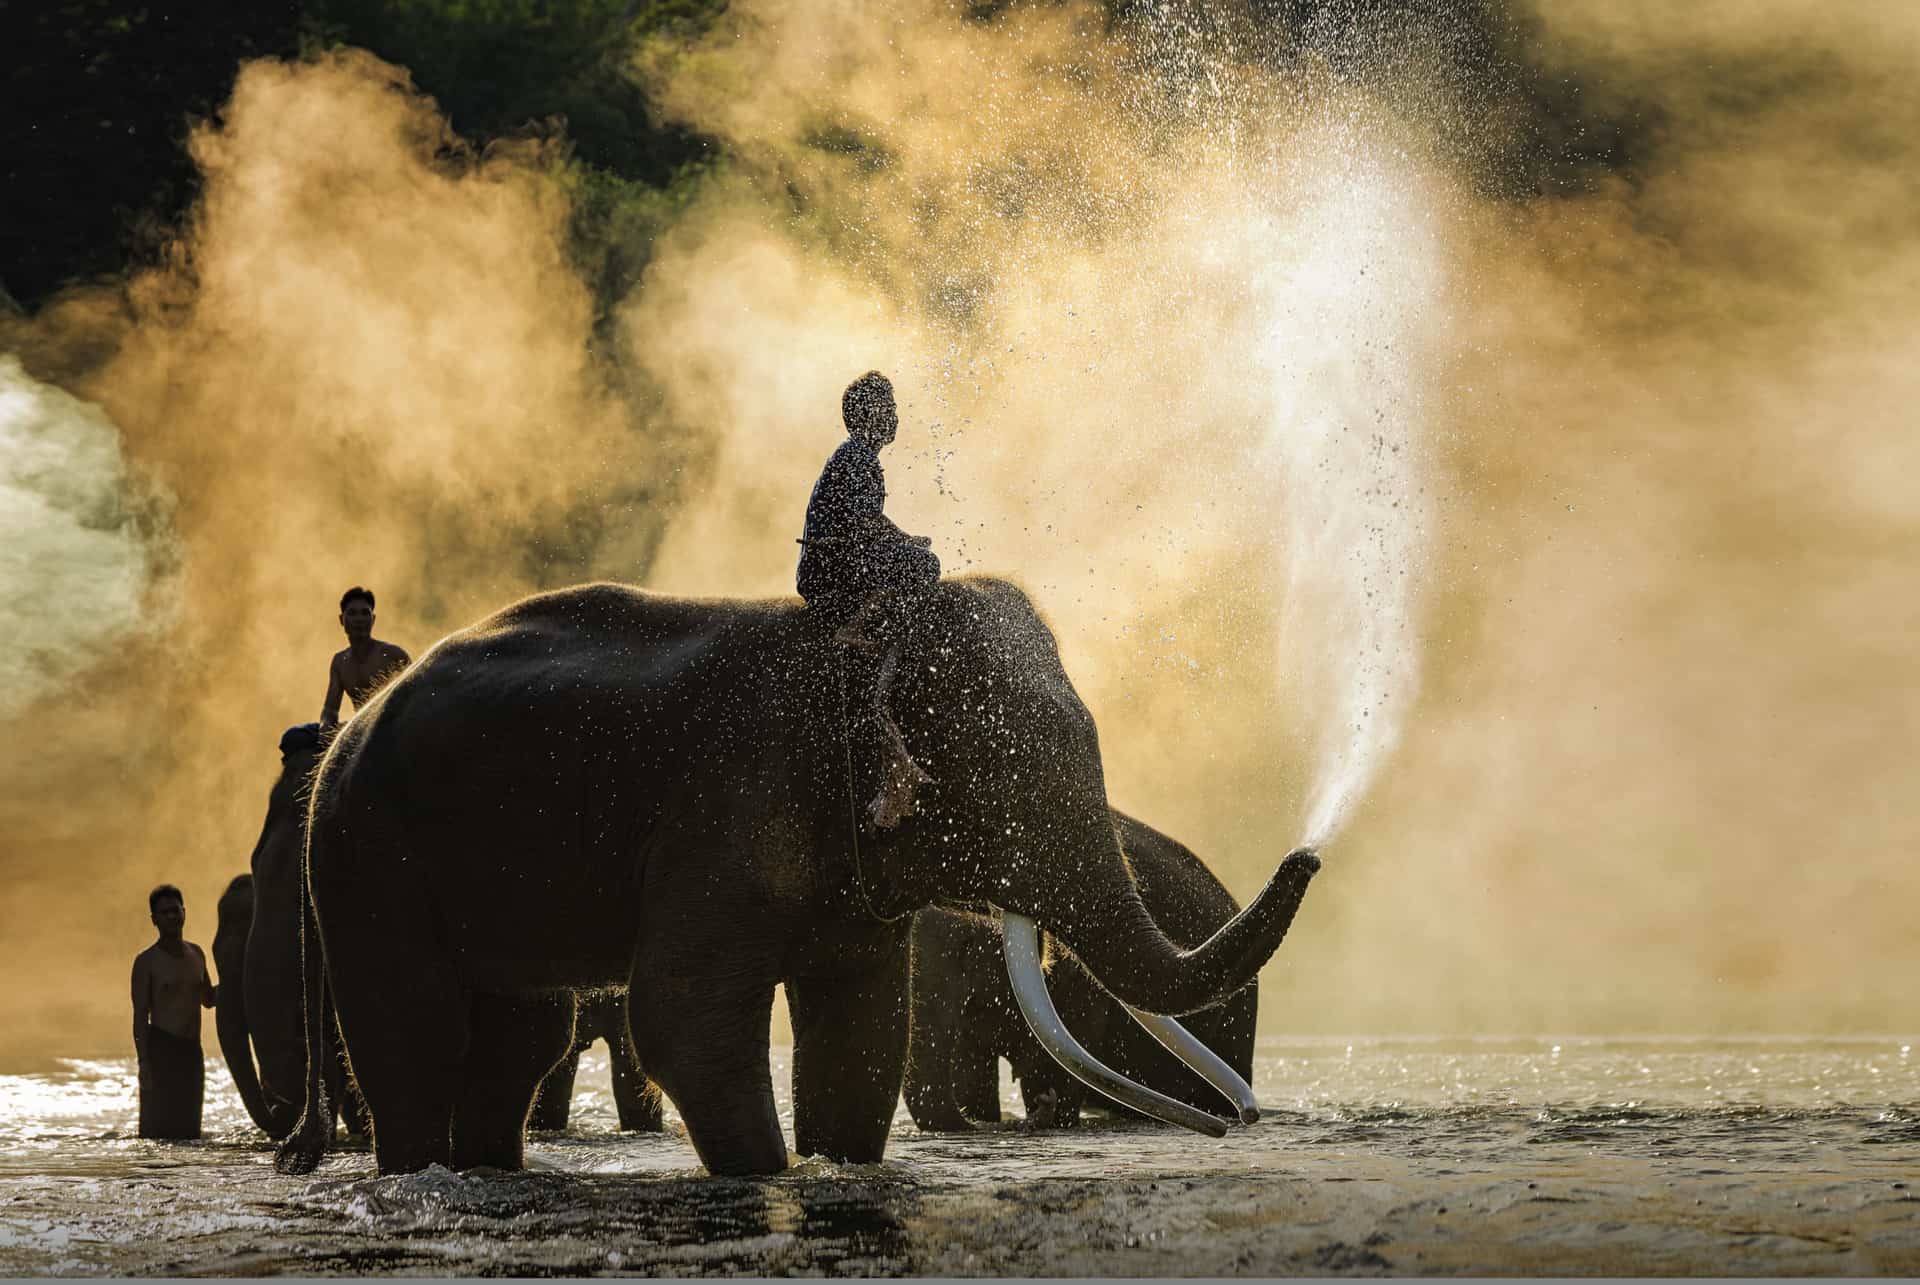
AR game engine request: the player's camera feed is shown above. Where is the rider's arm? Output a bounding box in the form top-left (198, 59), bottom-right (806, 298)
top-left (320, 654), bottom-right (343, 730)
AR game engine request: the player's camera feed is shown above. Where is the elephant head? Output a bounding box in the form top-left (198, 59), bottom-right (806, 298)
top-left (214, 723), bottom-right (324, 1139)
top-left (844, 581), bottom-right (1318, 1129)
top-left (907, 809), bottom-right (1260, 1131)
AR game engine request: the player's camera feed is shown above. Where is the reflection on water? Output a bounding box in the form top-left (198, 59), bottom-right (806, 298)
top-left (0, 1038), bottom-right (1914, 1275)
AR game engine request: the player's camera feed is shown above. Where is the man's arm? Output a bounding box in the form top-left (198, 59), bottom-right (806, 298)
top-left (320, 653), bottom-right (344, 730)
top-left (194, 945), bottom-right (215, 1008)
top-left (131, 954), bottom-right (151, 1062)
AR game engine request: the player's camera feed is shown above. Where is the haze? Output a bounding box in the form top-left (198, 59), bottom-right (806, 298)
top-left (2, 0), bottom-right (1915, 1067)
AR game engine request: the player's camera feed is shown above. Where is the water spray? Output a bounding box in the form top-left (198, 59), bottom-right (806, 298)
top-left (1249, 137), bottom-right (1441, 851)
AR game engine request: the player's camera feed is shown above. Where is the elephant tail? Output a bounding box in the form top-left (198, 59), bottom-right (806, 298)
top-left (273, 843), bottom-right (333, 1174)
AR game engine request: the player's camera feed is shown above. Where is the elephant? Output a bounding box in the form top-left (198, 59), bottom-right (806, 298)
top-left (526, 989), bottom-right (663, 1133)
top-left (906, 810), bottom-right (1255, 1131)
top-left (218, 725), bottom-right (660, 1143)
top-left (274, 576), bottom-right (1320, 1178)
top-left (213, 725), bottom-right (330, 1139)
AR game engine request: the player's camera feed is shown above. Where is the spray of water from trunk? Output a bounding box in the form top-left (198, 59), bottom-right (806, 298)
top-left (1247, 128), bottom-right (1441, 849)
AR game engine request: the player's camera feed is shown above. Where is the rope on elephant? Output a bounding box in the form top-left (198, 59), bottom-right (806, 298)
top-left (836, 653), bottom-right (913, 925)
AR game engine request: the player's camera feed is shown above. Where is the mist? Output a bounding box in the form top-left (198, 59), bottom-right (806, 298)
top-left (3, 0), bottom-right (1916, 1064)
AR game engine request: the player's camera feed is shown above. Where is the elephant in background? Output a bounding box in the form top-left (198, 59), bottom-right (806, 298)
top-left (276, 576), bottom-right (1319, 1178)
top-left (218, 724), bottom-right (660, 1146)
top-left (906, 810), bottom-right (1255, 1131)
top-left (214, 725), bottom-right (334, 1140)
top-left (527, 989), bottom-right (663, 1133)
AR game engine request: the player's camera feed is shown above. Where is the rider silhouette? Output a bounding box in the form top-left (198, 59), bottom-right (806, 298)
top-left (797, 371), bottom-right (940, 828)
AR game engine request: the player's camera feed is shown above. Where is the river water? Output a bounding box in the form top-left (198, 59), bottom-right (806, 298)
top-left (3, 1036), bottom-right (1916, 1276)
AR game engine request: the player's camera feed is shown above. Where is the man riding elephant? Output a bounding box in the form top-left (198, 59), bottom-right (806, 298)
top-left (797, 371), bottom-right (942, 828)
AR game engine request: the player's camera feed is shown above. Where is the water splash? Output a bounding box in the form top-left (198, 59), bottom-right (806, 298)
top-left (1246, 132), bottom-right (1441, 849)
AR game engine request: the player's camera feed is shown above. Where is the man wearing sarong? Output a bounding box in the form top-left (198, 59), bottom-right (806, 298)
top-left (798, 371), bottom-right (942, 828)
top-left (131, 885), bottom-right (215, 1140)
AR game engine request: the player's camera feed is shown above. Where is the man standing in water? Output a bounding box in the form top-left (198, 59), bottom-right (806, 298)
top-left (797, 371), bottom-right (942, 827)
top-left (131, 885), bottom-right (215, 1140)
top-left (320, 586), bottom-right (411, 735)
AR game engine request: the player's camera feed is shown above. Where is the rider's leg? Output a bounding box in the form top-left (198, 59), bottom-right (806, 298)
top-left (868, 638), bottom-right (934, 829)
top-left (833, 590), bottom-right (890, 650)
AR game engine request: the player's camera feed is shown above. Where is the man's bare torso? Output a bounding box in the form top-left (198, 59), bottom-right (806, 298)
top-left (333, 640), bottom-right (410, 709)
top-left (136, 942), bottom-right (210, 1043)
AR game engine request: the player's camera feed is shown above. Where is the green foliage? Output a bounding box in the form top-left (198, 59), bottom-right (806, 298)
top-left (304, 0), bottom-right (718, 185)
top-left (2, 0), bottom-right (305, 306)
top-left (562, 153), bottom-right (719, 318)
top-left (305, 0), bottom-right (728, 315)
top-left (1, 0), bottom-right (726, 309)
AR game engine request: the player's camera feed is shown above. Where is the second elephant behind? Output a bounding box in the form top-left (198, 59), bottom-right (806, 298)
top-left (907, 811), bottom-right (1256, 1130)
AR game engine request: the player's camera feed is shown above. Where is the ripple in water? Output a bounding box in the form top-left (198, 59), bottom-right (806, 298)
top-left (1, 1038), bottom-right (1914, 1275)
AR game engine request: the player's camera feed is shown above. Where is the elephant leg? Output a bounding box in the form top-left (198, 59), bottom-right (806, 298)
top-left (1018, 1056), bottom-right (1088, 1127)
top-left (324, 927), bottom-right (464, 1174)
top-left (951, 1027), bottom-right (1003, 1125)
top-left (629, 957), bottom-right (784, 1176)
top-left (905, 995), bottom-right (974, 1131)
top-left (341, 1075), bottom-right (374, 1141)
top-left (608, 1021), bottom-right (665, 1133)
top-left (789, 943), bottom-right (910, 1163)
top-left (528, 1047), bottom-right (582, 1133)
top-left (452, 991), bottom-right (576, 1171)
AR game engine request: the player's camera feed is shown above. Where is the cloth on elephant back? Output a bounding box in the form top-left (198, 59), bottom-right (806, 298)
top-left (139, 1027), bottom-right (204, 1140)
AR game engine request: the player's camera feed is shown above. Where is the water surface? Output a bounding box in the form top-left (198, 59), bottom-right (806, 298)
top-left (2, 1037), bottom-right (1914, 1275)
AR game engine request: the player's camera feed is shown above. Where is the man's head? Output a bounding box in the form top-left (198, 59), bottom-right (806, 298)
top-left (339, 586), bottom-right (376, 643)
top-left (842, 371), bottom-right (897, 449)
top-left (149, 884), bottom-right (185, 937)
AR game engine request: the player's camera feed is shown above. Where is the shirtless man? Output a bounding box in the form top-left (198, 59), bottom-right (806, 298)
top-left (320, 585), bottom-right (411, 734)
top-left (131, 885), bottom-right (216, 1140)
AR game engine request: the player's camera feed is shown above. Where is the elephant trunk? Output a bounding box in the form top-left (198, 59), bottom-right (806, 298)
top-left (1041, 845), bottom-right (1321, 1019)
top-left (213, 877), bottom-right (299, 1139)
top-left (214, 972), bottom-right (295, 1138)
top-left (1001, 914), bottom-right (1230, 1136)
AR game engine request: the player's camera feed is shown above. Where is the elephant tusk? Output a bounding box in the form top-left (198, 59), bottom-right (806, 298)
top-left (1121, 1005), bottom-right (1260, 1124)
top-left (999, 912), bottom-right (1228, 1139)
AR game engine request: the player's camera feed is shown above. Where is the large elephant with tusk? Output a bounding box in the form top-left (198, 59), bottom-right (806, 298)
top-left (275, 576), bottom-right (1320, 1177)
top-left (906, 810), bottom-right (1257, 1131)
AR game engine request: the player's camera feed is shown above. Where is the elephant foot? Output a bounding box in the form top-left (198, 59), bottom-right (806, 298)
top-left (868, 752), bottom-right (934, 830)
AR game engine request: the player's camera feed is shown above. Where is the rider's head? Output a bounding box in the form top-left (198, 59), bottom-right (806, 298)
top-left (339, 586), bottom-right (376, 643)
top-left (842, 371), bottom-right (897, 449)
